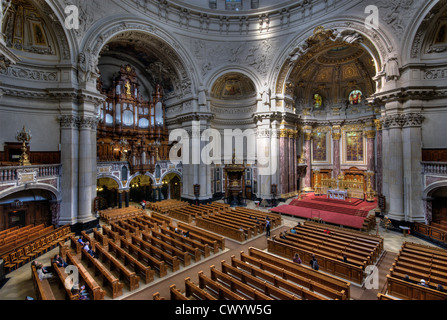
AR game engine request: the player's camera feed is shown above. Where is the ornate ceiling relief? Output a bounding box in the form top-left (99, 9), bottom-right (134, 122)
top-left (410, 0), bottom-right (447, 59)
top-left (3, 0), bottom-right (56, 56)
top-left (375, 0), bottom-right (419, 37)
top-left (191, 36), bottom-right (278, 81)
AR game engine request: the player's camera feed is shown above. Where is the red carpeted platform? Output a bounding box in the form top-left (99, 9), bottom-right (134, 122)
top-left (270, 193), bottom-right (378, 229)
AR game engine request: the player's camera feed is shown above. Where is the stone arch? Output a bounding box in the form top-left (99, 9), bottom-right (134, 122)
top-left (0, 184), bottom-right (60, 202)
top-left (405, 0), bottom-right (447, 63)
top-left (125, 172), bottom-right (156, 189)
top-left (160, 170), bottom-right (183, 183)
top-left (423, 179), bottom-right (447, 199)
top-left (96, 173), bottom-right (123, 190)
top-left (79, 18), bottom-right (198, 99)
top-left (2, 0), bottom-right (74, 63)
top-left (273, 21), bottom-right (393, 97)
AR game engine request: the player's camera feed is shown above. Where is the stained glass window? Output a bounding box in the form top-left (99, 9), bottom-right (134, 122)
top-left (313, 94), bottom-right (323, 108)
top-left (349, 90), bottom-right (362, 105)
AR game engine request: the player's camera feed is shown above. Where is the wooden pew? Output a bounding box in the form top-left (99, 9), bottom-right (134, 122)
top-left (160, 227), bottom-right (210, 258)
top-left (31, 264), bottom-right (56, 300)
top-left (153, 292), bottom-right (165, 300)
top-left (185, 277), bottom-right (217, 300)
top-left (177, 221), bottom-right (225, 251)
top-left (52, 262), bottom-right (80, 300)
top-left (120, 237), bottom-right (168, 278)
top-left (246, 248), bottom-right (350, 299)
top-left (195, 216), bottom-right (245, 242)
top-left (80, 248), bottom-right (123, 299)
top-left (233, 255), bottom-right (346, 300)
top-left (66, 251), bottom-right (105, 300)
top-left (95, 243), bottom-right (140, 291)
top-left (386, 275), bottom-right (447, 300)
top-left (170, 284), bottom-right (189, 300)
top-left (198, 271), bottom-right (245, 300)
top-left (169, 223), bottom-right (220, 253)
top-left (93, 228), bottom-right (109, 247)
top-left (267, 237), bottom-right (365, 284)
top-left (141, 231), bottom-right (192, 267)
top-left (107, 239), bottom-right (155, 284)
top-left (131, 235), bottom-right (180, 272)
top-left (209, 265), bottom-right (274, 300)
top-left (150, 228), bottom-right (201, 262)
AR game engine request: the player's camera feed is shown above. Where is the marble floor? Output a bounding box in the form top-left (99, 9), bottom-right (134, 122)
top-left (0, 201), bottom-right (441, 301)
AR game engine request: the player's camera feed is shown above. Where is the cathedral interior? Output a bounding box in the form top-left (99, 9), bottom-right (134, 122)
top-left (0, 0), bottom-right (447, 304)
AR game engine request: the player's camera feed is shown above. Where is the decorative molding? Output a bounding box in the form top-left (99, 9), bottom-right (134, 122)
top-left (0, 65), bottom-right (58, 82)
top-left (382, 113), bottom-right (425, 129)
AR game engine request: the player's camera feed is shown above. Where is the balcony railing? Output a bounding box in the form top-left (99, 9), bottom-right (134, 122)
top-left (421, 161), bottom-right (447, 175)
top-left (0, 164), bottom-right (61, 183)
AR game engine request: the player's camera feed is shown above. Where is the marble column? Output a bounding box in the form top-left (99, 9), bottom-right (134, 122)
top-left (118, 190), bottom-right (123, 208)
top-left (402, 113), bottom-right (425, 222)
top-left (78, 116), bottom-right (98, 223)
top-left (332, 129), bottom-right (341, 179)
top-left (288, 130), bottom-right (295, 195)
top-left (382, 114), bottom-right (404, 221)
top-left (280, 129), bottom-right (289, 196)
top-left (58, 115), bottom-right (79, 226)
top-left (366, 130), bottom-right (376, 189)
top-left (303, 128), bottom-right (312, 191)
top-left (374, 119), bottom-right (383, 194)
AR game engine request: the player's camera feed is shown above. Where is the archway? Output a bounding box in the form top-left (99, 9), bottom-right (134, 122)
top-left (0, 189), bottom-right (56, 230)
top-left (161, 173), bottom-right (182, 201)
top-left (430, 186), bottom-right (447, 229)
top-left (129, 175), bottom-right (153, 204)
top-left (96, 177), bottom-right (120, 210)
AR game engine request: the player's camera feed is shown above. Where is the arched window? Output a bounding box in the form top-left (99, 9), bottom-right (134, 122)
top-left (139, 118), bottom-right (149, 129)
top-left (313, 94), bottom-right (323, 108)
top-left (349, 90), bottom-right (363, 105)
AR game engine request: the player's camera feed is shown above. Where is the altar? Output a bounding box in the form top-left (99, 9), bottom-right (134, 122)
top-left (327, 189), bottom-right (348, 200)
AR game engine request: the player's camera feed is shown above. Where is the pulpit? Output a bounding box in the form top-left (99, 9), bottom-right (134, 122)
top-left (224, 157), bottom-right (246, 207)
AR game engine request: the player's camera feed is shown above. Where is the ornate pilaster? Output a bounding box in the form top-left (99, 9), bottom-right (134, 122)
top-left (423, 197), bottom-right (434, 225)
top-left (303, 126), bottom-right (313, 191)
top-left (374, 119), bottom-right (383, 194)
top-left (279, 128), bottom-right (289, 196)
top-left (331, 125), bottom-right (342, 179)
top-left (365, 130), bottom-right (376, 189)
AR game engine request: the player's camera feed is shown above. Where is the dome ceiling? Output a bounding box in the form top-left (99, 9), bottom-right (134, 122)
top-left (291, 44), bottom-right (377, 105)
top-left (98, 31), bottom-right (188, 98)
top-left (211, 72), bottom-right (256, 100)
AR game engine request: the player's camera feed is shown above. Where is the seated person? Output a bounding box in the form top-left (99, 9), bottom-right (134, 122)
top-left (54, 254), bottom-right (68, 268)
top-left (83, 241), bottom-right (98, 258)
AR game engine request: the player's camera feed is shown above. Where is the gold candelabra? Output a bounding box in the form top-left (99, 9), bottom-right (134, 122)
top-left (16, 126), bottom-right (32, 166)
top-left (365, 171), bottom-right (375, 202)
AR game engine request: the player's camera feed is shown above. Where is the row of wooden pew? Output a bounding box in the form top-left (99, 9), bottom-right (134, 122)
top-left (0, 224), bottom-right (53, 255)
top-left (149, 199), bottom-right (190, 214)
top-left (45, 211), bottom-right (226, 300)
top-left (170, 204), bottom-right (282, 242)
top-left (2, 225), bottom-right (72, 273)
top-left (267, 221), bottom-right (384, 284)
top-left (386, 242), bottom-right (447, 300)
top-left (154, 247), bottom-right (350, 301)
top-left (99, 207), bottom-right (145, 224)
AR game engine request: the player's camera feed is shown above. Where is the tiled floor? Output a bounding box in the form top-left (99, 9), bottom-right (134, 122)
top-left (0, 201), bottom-right (441, 301)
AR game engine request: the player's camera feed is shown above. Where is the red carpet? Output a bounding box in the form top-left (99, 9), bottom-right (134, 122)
top-left (271, 193), bottom-right (378, 229)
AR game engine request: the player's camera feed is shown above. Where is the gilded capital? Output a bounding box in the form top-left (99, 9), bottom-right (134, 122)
top-left (374, 119), bottom-right (382, 131)
top-left (332, 132), bottom-right (341, 140)
top-left (279, 129), bottom-right (289, 138)
top-left (365, 130), bottom-right (376, 139)
top-left (304, 132), bottom-right (312, 141)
